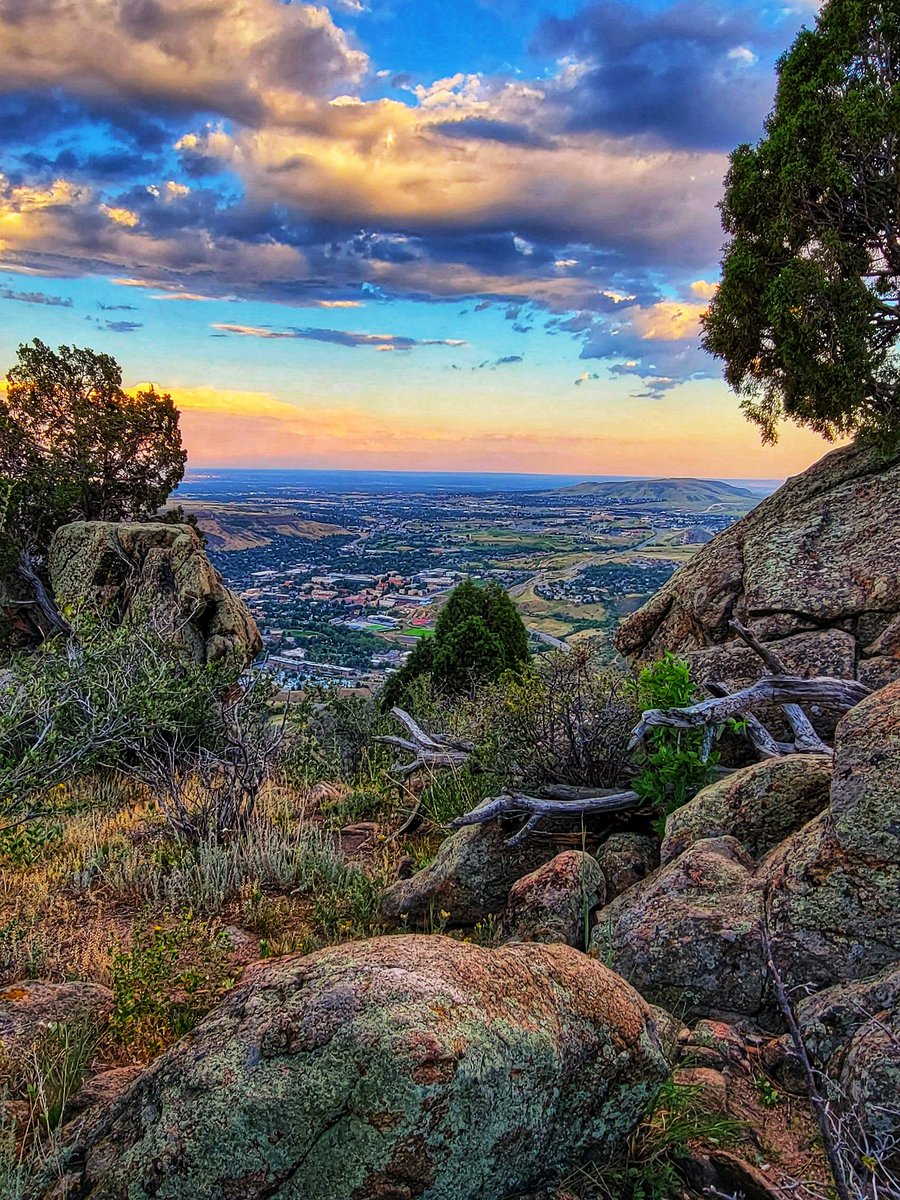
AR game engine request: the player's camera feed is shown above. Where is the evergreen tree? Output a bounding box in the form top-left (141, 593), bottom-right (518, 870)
top-left (0, 339), bottom-right (186, 557)
top-left (702, 0), bottom-right (900, 444)
top-left (379, 578), bottom-right (530, 709)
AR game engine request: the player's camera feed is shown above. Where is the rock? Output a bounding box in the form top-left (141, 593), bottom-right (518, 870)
top-left (661, 756), bottom-right (832, 865)
top-left (829, 678), bottom-right (900, 863)
top-left (591, 837), bottom-right (766, 1021)
top-left (57, 935), bottom-right (673, 1200)
top-left (64, 1066), bottom-right (144, 1125)
top-left (594, 833), bottom-right (658, 900)
top-left (684, 629), bottom-right (857, 694)
top-left (49, 521), bottom-right (261, 670)
top-left (380, 820), bottom-right (550, 926)
top-left (763, 813), bottom-right (900, 992)
top-left (0, 981), bottom-right (112, 1065)
top-left (616, 441), bottom-right (900, 693)
top-left (763, 685), bottom-right (900, 992)
top-left (672, 1066), bottom-right (729, 1113)
top-left (500, 851), bottom-right (605, 948)
top-left (680, 1019), bottom-right (752, 1074)
top-left (795, 970), bottom-right (900, 1166)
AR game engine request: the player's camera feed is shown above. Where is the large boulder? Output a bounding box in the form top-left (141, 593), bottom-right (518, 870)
top-left (591, 837), bottom-right (767, 1021)
top-left (661, 755), bottom-right (832, 865)
top-left (795, 970), bottom-right (900, 1167)
top-left (500, 850), bottom-right (605, 948)
top-left (56, 936), bottom-right (673, 1200)
top-left (49, 521), bottom-right (261, 670)
top-left (763, 679), bottom-right (900, 993)
top-left (594, 681), bottom-right (900, 1023)
top-left (380, 820), bottom-right (550, 927)
top-left (616, 441), bottom-right (900, 692)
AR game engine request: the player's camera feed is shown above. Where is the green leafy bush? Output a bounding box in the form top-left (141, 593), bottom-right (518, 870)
top-left (630, 654), bottom-right (718, 833)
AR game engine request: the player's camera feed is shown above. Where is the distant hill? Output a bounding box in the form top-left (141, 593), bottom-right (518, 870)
top-left (164, 502), bottom-right (349, 551)
top-left (553, 477), bottom-right (757, 506)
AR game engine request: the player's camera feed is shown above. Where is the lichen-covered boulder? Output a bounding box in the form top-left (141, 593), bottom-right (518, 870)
top-left (0, 980), bottom-right (111, 1064)
top-left (49, 521), bottom-right (261, 670)
top-left (57, 936), bottom-right (673, 1200)
top-left (762, 682), bottom-right (900, 993)
top-left (594, 832), bottom-right (658, 900)
top-left (763, 813), bottom-right (900, 993)
top-left (380, 821), bottom-right (550, 926)
top-left (616, 440), bottom-right (900, 693)
top-left (591, 837), bottom-right (766, 1021)
top-left (795, 969), bottom-right (900, 1164)
top-left (661, 756), bottom-right (832, 865)
top-left (829, 678), bottom-right (900, 863)
top-left (500, 851), bottom-right (605, 948)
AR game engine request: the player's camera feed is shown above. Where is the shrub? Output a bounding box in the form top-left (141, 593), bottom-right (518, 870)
top-left (630, 653), bottom-right (718, 832)
top-left (381, 579), bottom-right (529, 708)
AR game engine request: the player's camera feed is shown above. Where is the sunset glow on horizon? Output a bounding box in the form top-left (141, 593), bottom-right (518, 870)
top-left (0, 0), bottom-right (829, 480)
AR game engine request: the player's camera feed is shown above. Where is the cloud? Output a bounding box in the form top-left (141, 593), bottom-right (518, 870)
top-left (0, 284), bottom-right (72, 306)
top-left (574, 371), bottom-right (600, 385)
top-left (570, 293), bottom-right (718, 394)
top-left (0, 0), bottom-right (367, 128)
top-left (534, 1), bottom-right (792, 150)
top-left (476, 354), bottom-right (524, 369)
top-left (211, 323), bottom-right (467, 351)
top-left (103, 319), bottom-right (143, 332)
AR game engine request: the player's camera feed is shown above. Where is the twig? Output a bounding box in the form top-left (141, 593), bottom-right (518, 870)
top-left (761, 913), bottom-right (854, 1200)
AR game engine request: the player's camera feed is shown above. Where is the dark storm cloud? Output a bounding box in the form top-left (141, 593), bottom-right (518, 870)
top-left (432, 117), bottom-right (551, 149)
top-left (535, 1), bottom-right (784, 149)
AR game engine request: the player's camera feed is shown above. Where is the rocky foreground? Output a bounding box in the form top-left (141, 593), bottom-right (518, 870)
top-left (4, 442), bottom-right (900, 1199)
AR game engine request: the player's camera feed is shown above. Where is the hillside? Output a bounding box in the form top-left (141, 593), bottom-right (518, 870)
top-left (554, 477), bottom-right (758, 508)
top-left (170, 503), bottom-right (349, 551)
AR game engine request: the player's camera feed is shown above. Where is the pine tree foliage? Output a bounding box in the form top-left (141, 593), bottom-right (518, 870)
top-left (702, 0), bottom-right (900, 444)
top-left (381, 579), bottom-right (530, 708)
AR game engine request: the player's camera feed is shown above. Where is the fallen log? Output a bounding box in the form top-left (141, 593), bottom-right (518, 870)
top-left (449, 788), bottom-right (641, 846)
top-left (628, 675), bottom-right (869, 752)
top-left (727, 619), bottom-right (833, 756)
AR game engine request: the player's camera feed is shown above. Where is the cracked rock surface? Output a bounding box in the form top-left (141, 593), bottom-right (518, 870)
top-left (52, 936), bottom-right (672, 1200)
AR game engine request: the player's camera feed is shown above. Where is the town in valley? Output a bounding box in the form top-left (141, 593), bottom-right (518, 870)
top-left (173, 472), bottom-right (769, 691)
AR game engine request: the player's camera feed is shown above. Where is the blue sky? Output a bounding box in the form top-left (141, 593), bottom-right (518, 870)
top-left (0, 0), bottom-right (830, 476)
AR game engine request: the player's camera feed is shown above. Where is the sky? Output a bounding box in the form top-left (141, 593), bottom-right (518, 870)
top-left (0, 0), bottom-right (834, 478)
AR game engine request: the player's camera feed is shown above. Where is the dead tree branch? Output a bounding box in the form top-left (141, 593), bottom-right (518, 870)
top-left (727, 619), bottom-right (834, 756)
top-left (450, 788), bottom-right (641, 845)
top-left (376, 707), bottom-right (476, 780)
top-left (628, 676), bottom-right (869, 753)
top-left (761, 914), bottom-right (854, 1200)
top-left (17, 550), bottom-right (71, 638)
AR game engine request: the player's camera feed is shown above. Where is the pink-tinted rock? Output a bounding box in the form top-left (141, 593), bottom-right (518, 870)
top-left (501, 851), bottom-right (605, 947)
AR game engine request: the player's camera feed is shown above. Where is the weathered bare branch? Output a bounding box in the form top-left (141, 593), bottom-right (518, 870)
top-left (17, 550), bottom-right (71, 638)
top-left (728, 619), bottom-right (834, 755)
top-left (629, 676), bottom-right (869, 752)
top-left (376, 707), bottom-right (477, 780)
top-left (703, 681), bottom-right (796, 758)
top-left (450, 788), bottom-right (640, 835)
